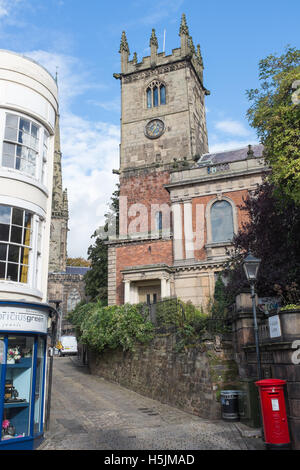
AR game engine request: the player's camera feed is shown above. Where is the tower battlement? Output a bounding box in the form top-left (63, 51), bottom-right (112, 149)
top-left (116, 14), bottom-right (207, 92)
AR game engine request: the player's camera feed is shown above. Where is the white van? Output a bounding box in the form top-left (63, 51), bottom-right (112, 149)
top-left (59, 336), bottom-right (78, 356)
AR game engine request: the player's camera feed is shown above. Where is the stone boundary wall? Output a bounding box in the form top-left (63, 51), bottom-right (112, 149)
top-left (230, 293), bottom-right (300, 450)
top-left (87, 330), bottom-right (239, 420)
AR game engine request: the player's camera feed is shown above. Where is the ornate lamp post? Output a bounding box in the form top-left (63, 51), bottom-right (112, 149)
top-left (243, 252), bottom-right (262, 379)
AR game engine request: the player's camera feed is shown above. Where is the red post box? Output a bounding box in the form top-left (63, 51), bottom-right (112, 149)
top-left (256, 379), bottom-right (291, 449)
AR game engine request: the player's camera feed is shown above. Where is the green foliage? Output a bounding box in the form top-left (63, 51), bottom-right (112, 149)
top-left (280, 304), bottom-right (300, 311)
top-left (67, 302), bottom-right (154, 353)
top-left (155, 298), bottom-right (206, 328)
top-left (84, 235), bottom-right (108, 303)
top-left (155, 298), bottom-right (227, 353)
top-left (84, 184), bottom-right (120, 303)
top-left (246, 46), bottom-right (300, 204)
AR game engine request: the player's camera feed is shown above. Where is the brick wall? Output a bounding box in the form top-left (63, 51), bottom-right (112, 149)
top-left (115, 239), bottom-right (173, 304)
top-left (119, 169), bottom-right (171, 235)
top-left (192, 189), bottom-right (250, 260)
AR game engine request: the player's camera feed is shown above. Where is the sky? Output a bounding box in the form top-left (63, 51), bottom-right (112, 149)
top-left (0, 0), bottom-right (299, 259)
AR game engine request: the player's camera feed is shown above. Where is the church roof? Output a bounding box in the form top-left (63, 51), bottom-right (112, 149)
top-left (197, 144), bottom-right (264, 167)
top-left (65, 266), bottom-right (90, 275)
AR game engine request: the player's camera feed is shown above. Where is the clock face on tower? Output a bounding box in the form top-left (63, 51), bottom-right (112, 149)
top-left (145, 119), bottom-right (165, 139)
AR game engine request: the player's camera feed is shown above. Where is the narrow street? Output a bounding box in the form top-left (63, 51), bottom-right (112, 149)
top-left (39, 357), bottom-right (264, 451)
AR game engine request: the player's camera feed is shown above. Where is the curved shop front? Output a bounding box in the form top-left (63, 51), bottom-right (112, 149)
top-left (0, 301), bottom-right (54, 450)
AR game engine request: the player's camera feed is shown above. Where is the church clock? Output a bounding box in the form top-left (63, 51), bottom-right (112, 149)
top-left (145, 119), bottom-right (165, 139)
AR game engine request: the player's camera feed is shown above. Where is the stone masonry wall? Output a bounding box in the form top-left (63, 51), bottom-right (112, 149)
top-left (88, 330), bottom-right (239, 420)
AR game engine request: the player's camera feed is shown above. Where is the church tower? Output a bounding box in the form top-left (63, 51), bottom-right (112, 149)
top-left (117, 14), bottom-right (209, 175)
top-left (108, 15), bottom-right (210, 305)
top-left (108, 14), bottom-right (267, 309)
top-left (48, 112), bottom-right (69, 272)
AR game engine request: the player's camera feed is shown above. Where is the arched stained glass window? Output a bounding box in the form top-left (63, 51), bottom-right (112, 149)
top-left (211, 200), bottom-right (234, 243)
top-left (146, 81), bottom-right (166, 108)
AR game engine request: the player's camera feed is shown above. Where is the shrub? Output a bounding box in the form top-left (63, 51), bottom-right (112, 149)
top-left (67, 302), bottom-right (154, 353)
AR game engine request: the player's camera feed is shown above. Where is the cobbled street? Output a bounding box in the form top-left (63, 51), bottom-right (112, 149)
top-left (38, 357), bottom-right (264, 451)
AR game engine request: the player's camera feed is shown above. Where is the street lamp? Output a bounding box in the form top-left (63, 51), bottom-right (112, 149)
top-left (242, 251), bottom-right (262, 379)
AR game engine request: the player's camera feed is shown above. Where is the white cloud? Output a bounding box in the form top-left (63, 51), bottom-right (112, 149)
top-left (24, 50), bottom-right (104, 109)
top-left (0, 0), bottom-right (23, 19)
top-left (23, 50), bottom-right (120, 258)
top-left (61, 112), bottom-right (119, 257)
top-left (214, 119), bottom-right (251, 137)
top-left (209, 139), bottom-right (258, 154)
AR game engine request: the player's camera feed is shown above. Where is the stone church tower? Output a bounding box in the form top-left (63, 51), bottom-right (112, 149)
top-left (108, 14), bottom-right (266, 308)
top-left (48, 112), bottom-right (69, 272)
top-left (47, 112), bottom-right (88, 334)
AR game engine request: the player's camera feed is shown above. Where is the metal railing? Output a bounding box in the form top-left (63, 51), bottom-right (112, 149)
top-left (139, 297), bottom-right (230, 334)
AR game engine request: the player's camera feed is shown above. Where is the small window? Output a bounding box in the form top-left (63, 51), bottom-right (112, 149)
top-left (211, 200), bottom-right (234, 243)
top-left (155, 211), bottom-right (163, 231)
top-left (146, 81), bottom-right (166, 108)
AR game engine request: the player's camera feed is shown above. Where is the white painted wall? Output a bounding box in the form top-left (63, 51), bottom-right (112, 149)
top-left (0, 50), bottom-right (58, 303)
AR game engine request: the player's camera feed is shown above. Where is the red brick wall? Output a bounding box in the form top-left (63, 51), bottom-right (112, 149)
top-left (119, 170), bottom-right (171, 235)
top-left (115, 239), bottom-right (173, 304)
top-left (192, 189), bottom-right (250, 261)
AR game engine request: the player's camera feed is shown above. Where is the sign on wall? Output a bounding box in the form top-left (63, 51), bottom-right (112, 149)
top-left (268, 314), bottom-right (282, 339)
top-left (0, 306), bottom-right (48, 333)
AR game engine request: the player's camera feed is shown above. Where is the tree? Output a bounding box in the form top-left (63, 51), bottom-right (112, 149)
top-left (246, 46), bottom-right (300, 204)
top-left (224, 181), bottom-right (300, 304)
top-left (67, 257), bottom-right (90, 267)
top-left (84, 185), bottom-right (120, 303)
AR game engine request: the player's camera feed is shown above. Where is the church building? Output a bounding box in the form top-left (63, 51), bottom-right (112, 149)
top-left (107, 15), bottom-right (268, 309)
top-left (47, 113), bottom-right (88, 334)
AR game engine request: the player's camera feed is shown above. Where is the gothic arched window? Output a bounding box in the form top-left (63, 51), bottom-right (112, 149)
top-left (147, 81), bottom-right (166, 108)
top-left (211, 200), bottom-right (234, 243)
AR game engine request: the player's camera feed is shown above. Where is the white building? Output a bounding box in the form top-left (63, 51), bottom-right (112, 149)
top-left (0, 50), bottom-right (58, 303)
top-left (0, 51), bottom-right (58, 449)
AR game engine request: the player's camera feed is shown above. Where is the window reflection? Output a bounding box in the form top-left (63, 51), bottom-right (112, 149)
top-left (3, 113), bottom-right (39, 178)
top-left (3, 336), bottom-right (33, 441)
top-left (211, 200), bottom-right (234, 242)
top-left (0, 205), bottom-right (31, 282)
top-left (34, 337), bottom-right (45, 434)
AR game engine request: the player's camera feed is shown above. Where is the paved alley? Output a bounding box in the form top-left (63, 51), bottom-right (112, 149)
top-left (39, 357), bottom-right (264, 451)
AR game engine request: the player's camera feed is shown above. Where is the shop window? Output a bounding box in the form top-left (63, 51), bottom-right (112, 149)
top-left (146, 81), bottom-right (166, 108)
top-left (211, 200), bottom-right (234, 243)
top-left (33, 337), bottom-right (46, 434)
top-left (2, 336), bottom-right (34, 440)
top-left (0, 205), bottom-right (32, 283)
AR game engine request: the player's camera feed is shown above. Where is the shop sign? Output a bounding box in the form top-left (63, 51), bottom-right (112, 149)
top-left (0, 306), bottom-right (48, 333)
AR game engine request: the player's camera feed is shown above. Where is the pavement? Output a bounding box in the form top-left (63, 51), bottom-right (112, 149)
top-left (38, 356), bottom-right (265, 451)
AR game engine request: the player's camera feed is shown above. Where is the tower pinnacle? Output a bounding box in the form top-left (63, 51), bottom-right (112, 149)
top-left (179, 13), bottom-right (189, 36)
top-left (150, 28), bottom-right (158, 48)
top-left (119, 31), bottom-right (130, 73)
top-left (119, 31), bottom-right (130, 54)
